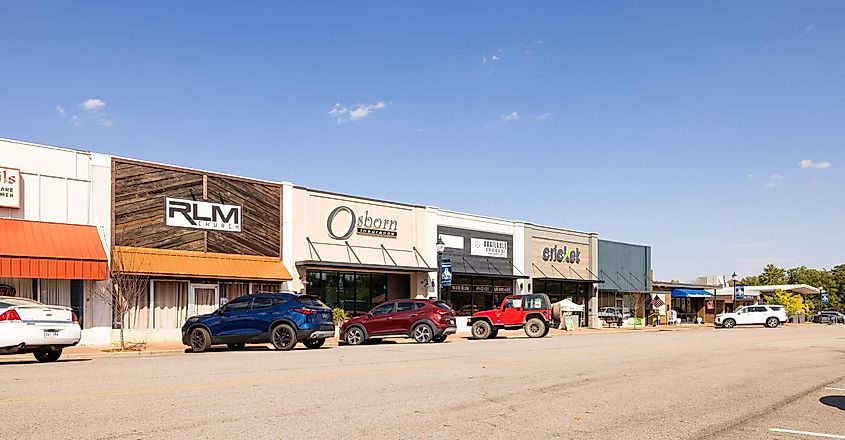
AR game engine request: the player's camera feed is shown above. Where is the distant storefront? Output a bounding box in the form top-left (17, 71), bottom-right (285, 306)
top-left (111, 159), bottom-right (292, 341)
top-left (526, 225), bottom-right (600, 327)
top-left (0, 138), bottom-right (112, 345)
top-left (291, 188), bottom-right (434, 316)
top-left (438, 226), bottom-right (527, 316)
top-left (597, 239), bottom-right (651, 318)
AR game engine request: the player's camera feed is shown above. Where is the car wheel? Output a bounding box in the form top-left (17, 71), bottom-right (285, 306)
top-left (412, 323), bottom-right (434, 343)
top-left (432, 335), bottom-right (447, 343)
top-left (226, 343), bottom-right (246, 351)
top-left (190, 327), bottom-right (211, 352)
top-left (33, 349), bottom-right (62, 363)
top-left (270, 324), bottom-right (297, 351)
top-left (303, 338), bottom-right (325, 349)
top-left (345, 326), bottom-right (366, 346)
top-left (540, 324), bottom-right (550, 338)
top-left (766, 317), bottom-right (779, 328)
top-left (524, 318), bottom-right (546, 338)
top-left (722, 318), bottom-right (736, 329)
top-left (471, 320), bottom-right (492, 340)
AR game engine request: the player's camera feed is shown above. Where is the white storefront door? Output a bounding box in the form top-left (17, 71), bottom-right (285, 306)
top-left (188, 283), bottom-right (219, 317)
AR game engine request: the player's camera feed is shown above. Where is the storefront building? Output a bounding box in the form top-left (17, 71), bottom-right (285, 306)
top-left (652, 281), bottom-right (717, 324)
top-left (111, 158), bottom-right (293, 341)
top-left (523, 224), bottom-right (600, 327)
top-left (290, 188), bottom-right (434, 316)
top-left (431, 209), bottom-right (528, 324)
top-left (597, 239), bottom-right (651, 319)
top-left (0, 138), bottom-right (113, 344)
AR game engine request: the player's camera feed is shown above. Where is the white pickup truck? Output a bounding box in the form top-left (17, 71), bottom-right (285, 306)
top-left (0, 296), bottom-right (82, 362)
top-left (715, 305), bottom-right (788, 329)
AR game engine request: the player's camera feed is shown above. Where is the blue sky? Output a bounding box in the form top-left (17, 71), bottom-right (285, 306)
top-left (1, 1), bottom-right (842, 281)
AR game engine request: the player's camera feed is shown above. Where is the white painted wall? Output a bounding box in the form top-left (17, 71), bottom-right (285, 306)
top-left (0, 138), bottom-right (113, 345)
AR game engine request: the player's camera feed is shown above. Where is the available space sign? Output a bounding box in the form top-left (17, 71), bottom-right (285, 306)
top-left (0, 167), bottom-right (21, 209)
top-left (470, 238), bottom-right (508, 258)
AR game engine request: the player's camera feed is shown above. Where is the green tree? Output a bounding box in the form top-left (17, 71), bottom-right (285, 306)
top-left (787, 266), bottom-right (833, 314)
top-left (739, 275), bottom-right (761, 286)
top-left (758, 264), bottom-right (788, 285)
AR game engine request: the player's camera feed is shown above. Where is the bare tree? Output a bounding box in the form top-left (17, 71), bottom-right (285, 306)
top-left (625, 292), bottom-right (648, 329)
top-left (95, 251), bottom-right (149, 350)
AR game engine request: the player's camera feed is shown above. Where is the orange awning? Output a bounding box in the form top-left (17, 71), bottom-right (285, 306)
top-left (0, 219), bottom-right (108, 280)
top-left (113, 246), bottom-right (292, 281)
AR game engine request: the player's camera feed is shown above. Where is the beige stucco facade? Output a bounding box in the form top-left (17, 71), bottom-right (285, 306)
top-left (289, 187), bottom-right (433, 298)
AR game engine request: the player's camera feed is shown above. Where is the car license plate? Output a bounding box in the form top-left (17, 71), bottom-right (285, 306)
top-left (321, 313), bottom-right (330, 320)
top-left (44, 330), bottom-right (59, 338)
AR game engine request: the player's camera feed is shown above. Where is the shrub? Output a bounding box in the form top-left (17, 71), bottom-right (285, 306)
top-left (332, 308), bottom-right (348, 326)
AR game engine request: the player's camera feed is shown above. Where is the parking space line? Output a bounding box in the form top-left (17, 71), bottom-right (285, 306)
top-left (769, 428), bottom-right (845, 439)
top-left (824, 387), bottom-right (845, 392)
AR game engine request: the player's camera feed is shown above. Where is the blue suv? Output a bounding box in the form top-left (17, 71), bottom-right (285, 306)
top-left (181, 293), bottom-right (334, 352)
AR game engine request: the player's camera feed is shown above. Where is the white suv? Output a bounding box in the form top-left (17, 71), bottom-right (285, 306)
top-left (715, 305), bottom-right (788, 329)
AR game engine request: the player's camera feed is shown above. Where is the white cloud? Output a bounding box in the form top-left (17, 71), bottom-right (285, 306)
top-left (81, 98), bottom-right (106, 111)
top-left (482, 49), bottom-right (503, 64)
top-left (55, 106), bottom-right (66, 117)
top-left (537, 112), bottom-right (553, 120)
top-left (722, 242), bottom-right (770, 250)
top-left (329, 101), bottom-right (388, 123)
top-left (97, 119), bottom-right (113, 127)
top-left (799, 159), bottom-right (831, 169)
top-left (501, 112), bottom-right (520, 122)
top-left (803, 24), bottom-right (815, 33)
top-left (746, 173), bottom-right (755, 180)
top-left (764, 173), bottom-right (785, 188)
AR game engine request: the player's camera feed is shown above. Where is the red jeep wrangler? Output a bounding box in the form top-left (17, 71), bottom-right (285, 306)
top-left (468, 294), bottom-right (552, 339)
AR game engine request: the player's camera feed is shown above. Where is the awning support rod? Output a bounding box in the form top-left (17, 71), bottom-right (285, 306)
top-left (345, 241), bottom-right (362, 264)
top-left (380, 244), bottom-right (398, 266)
top-left (584, 266), bottom-right (601, 282)
top-left (531, 263), bottom-right (548, 278)
top-left (306, 237), bottom-right (322, 261)
top-left (412, 247), bottom-right (431, 269)
top-left (600, 269), bottom-right (624, 290)
top-left (569, 266), bottom-right (587, 280)
top-left (628, 271), bottom-right (648, 292)
top-left (462, 256), bottom-right (480, 274)
top-left (617, 271), bottom-right (640, 291)
top-left (511, 262), bottom-right (526, 277)
top-left (487, 259), bottom-right (503, 275)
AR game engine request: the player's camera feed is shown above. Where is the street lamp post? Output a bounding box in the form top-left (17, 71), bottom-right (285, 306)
top-left (731, 272), bottom-right (738, 312)
top-left (436, 237), bottom-right (445, 302)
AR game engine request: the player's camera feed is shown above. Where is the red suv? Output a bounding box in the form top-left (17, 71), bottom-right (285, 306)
top-left (469, 294), bottom-right (552, 339)
top-left (341, 299), bottom-right (456, 345)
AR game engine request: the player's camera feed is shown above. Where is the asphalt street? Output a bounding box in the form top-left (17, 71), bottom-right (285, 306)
top-left (2, 325), bottom-right (844, 440)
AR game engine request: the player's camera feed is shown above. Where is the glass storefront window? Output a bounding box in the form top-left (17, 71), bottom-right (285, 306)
top-left (305, 270), bottom-right (390, 316)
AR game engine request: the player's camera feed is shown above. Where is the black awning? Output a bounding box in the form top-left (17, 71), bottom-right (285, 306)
top-left (533, 277), bottom-right (604, 283)
top-left (296, 260), bottom-right (436, 274)
top-left (452, 271), bottom-right (530, 280)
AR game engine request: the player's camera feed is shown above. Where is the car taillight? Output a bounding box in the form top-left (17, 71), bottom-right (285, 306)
top-left (71, 312), bottom-right (79, 323)
top-left (294, 308), bottom-right (316, 315)
top-left (0, 309), bottom-right (22, 322)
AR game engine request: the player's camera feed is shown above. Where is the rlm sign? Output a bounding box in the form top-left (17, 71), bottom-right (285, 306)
top-left (165, 197), bottom-right (242, 232)
top-left (326, 205), bottom-right (398, 240)
top-left (0, 167), bottom-right (21, 209)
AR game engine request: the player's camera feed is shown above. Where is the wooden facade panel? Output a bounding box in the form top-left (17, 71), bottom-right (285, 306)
top-left (206, 176), bottom-right (280, 257)
top-left (113, 159), bottom-right (282, 257)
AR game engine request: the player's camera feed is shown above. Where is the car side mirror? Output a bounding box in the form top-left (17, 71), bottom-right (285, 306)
top-left (367, 313), bottom-right (373, 319)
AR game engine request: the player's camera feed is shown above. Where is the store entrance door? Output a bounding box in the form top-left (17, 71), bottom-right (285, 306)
top-left (189, 284), bottom-right (219, 317)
